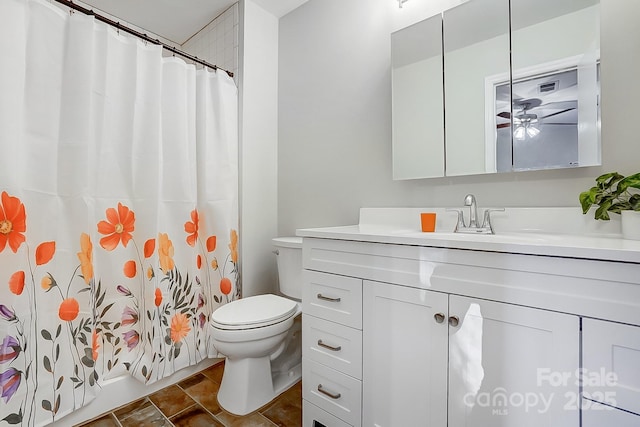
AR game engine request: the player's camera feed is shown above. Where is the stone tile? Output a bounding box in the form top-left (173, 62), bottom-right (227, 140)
top-left (201, 360), bottom-right (225, 384)
top-left (115, 399), bottom-right (171, 427)
top-left (178, 373), bottom-right (222, 414)
top-left (114, 398), bottom-right (151, 420)
top-left (261, 382), bottom-right (302, 427)
top-left (170, 404), bottom-right (225, 427)
top-left (74, 413), bottom-right (120, 427)
top-left (215, 411), bottom-right (278, 427)
top-left (149, 384), bottom-right (196, 417)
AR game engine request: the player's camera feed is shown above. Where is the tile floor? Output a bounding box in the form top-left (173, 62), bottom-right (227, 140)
top-left (75, 360), bottom-right (302, 427)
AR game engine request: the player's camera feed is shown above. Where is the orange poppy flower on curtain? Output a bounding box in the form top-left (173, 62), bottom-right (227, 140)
top-left (206, 236), bottom-right (216, 252)
top-left (123, 260), bottom-right (136, 278)
top-left (144, 238), bottom-right (155, 258)
top-left (154, 288), bottom-right (163, 307)
top-left (97, 203), bottom-right (135, 251)
top-left (35, 241), bottom-right (55, 266)
top-left (220, 277), bottom-right (232, 295)
top-left (91, 330), bottom-right (100, 361)
top-left (170, 313), bottom-right (191, 343)
top-left (59, 298), bottom-right (80, 322)
top-left (229, 229), bottom-right (238, 264)
top-left (184, 210), bottom-right (199, 247)
top-left (0, 191), bottom-right (26, 254)
top-left (8, 271), bottom-right (25, 295)
top-left (41, 275), bottom-right (55, 292)
top-left (158, 233), bottom-right (175, 273)
top-left (77, 233), bottom-right (94, 284)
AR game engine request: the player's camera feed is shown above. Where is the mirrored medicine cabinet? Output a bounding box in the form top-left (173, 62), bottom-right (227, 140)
top-left (391, 0), bottom-right (601, 180)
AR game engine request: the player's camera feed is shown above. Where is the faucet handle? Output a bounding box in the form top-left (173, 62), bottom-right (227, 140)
top-left (481, 208), bottom-right (505, 234)
top-left (446, 208), bottom-right (466, 232)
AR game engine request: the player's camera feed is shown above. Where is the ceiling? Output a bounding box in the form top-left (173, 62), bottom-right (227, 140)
top-left (79, 0), bottom-right (309, 45)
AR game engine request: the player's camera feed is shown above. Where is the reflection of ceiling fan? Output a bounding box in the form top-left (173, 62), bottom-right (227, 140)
top-left (496, 98), bottom-right (577, 140)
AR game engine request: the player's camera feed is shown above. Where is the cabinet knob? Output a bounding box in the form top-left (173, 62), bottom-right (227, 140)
top-left (448, 315), bottom-right (460, 327)
top-left (434, 313), bottom-right (446, 323)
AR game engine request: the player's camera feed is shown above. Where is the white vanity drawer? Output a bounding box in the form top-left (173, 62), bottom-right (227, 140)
top-left (583, 318), bottom-right (640, 416)
top-left (303, 358), bottom-right (362, 427)
top-left (303, 270), bottom-right (362, 329)
top-left (303, 400), bottom-right (353, 427)
top-left (302, 314), bottom-right (363, 379)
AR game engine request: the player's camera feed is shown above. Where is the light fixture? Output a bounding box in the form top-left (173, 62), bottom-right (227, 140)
top-left (398, 0), bottom-right (408, 8)
top-left (513, 118), bottom-right (540, 141)
top-left (526, 126), bottom-right (540, 138)
top-left (513, 126), bottom-right (526, 140)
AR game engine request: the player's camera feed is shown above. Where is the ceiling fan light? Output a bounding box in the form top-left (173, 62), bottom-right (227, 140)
top-left (526, 126), bottom-right (540, 138)
top-left (514, 126), bottom-right (526, 140)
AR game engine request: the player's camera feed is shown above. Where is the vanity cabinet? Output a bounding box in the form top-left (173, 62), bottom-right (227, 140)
top-left (299, 235), bottom-right (640, 426)
top-left (363, 282), bottom-right (579, 427)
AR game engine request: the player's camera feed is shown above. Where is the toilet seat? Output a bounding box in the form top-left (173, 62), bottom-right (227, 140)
top-left (211, 294), bottom-right (299, 330)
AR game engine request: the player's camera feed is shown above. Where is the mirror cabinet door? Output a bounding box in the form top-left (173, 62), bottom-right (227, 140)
top-left (391, 14), bottom-right (445, 180)
top-left (510, 0), bottom-right (601, 171)
top-left (443, 0), bottom-right (511, 176)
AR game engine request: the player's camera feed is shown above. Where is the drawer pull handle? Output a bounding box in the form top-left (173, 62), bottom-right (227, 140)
top-left (434, 313), bottom-right (445, 324)
top-left (448, 315), bottom-right (460, 327)
top-left (317, 384), bottom-right (341, 400)
top-left (317, 340), bottom-right (342, 352)
top-left (317, 293), bottom-right (341, 302)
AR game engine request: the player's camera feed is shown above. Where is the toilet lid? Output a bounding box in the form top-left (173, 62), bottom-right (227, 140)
top-left (211, 294), bottom-right (299, 329)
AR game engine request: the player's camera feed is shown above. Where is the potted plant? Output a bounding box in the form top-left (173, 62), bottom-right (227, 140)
top-left (579, 172), bottom-right (640, 239)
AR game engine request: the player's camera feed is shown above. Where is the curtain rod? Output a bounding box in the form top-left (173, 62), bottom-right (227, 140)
top-left (52, 0), bottom-right (234, 78)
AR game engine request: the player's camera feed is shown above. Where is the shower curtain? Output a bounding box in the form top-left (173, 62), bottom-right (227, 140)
top-left (0, 0), bottom-right (239, 425)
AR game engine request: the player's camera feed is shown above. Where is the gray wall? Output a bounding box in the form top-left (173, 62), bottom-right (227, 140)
top-left (277, 0), bottom-right (640, 235)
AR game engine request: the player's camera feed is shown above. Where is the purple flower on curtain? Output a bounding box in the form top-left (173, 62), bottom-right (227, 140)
top-left (121, 306), bottom-right (138, 326)
top-left (116, 285), bottom-right (132, 296)
top-left (0, 367), bottom-right (22, 403)
top-left (0, 336), bottom-right (20, 364)
top-left (198, 312), bottom-right (206, 329)
top-left (0, 305), bottom-right (16, 322)
top-left (197, 293), bottom-right (205, 309)
top-left (122, 330), bottom-right (140, 350)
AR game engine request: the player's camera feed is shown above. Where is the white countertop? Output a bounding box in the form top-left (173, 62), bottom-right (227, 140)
top-left (296, 208), bottom-right (640, 264)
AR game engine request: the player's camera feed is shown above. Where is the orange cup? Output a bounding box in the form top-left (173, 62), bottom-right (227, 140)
top-left (420, 212), bottom-right (436, 232)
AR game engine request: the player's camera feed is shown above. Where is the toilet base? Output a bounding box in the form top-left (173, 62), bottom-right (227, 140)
top-left (217, 356), bottom-right (302, 416)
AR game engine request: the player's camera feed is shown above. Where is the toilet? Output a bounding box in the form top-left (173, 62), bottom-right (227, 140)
top-left (210, 237), bottom-right (303, 416)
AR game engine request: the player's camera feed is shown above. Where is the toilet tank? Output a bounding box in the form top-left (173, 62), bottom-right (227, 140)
top-left (272, 237), bottom-right (302, 300)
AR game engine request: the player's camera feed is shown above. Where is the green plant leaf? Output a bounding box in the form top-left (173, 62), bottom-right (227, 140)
top-left (579, 190), bottom-right (596, 214)
top-left (594, 200), bottom-right (612, 220)
top-left (618, 173), bottom-right (640, 192)
top-left (596, 172), bottom-right (624, 189)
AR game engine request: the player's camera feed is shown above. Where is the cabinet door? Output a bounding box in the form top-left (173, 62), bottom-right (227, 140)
top-left (582, 399), bottom-right (640, 427)
top-left (448, 296), bottom-right (580, 427)
top-left (362, 281), bottom-right (448, 427)
top-left (583, 318), bottom-right (640, 416)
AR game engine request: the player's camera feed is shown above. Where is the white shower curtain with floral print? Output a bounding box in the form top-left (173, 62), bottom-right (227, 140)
top-left (0, 0), bottom-right (239, 425)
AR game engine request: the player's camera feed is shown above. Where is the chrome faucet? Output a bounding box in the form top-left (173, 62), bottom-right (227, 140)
top-left (464, 194), bottom-right (479, 228)
top-left (448, 194), bottom-right (504, 234)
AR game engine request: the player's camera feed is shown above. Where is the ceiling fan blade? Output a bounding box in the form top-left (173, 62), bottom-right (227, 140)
top-left (538, 100), bottom-right (578, 109)
top-left (540, 107), bottom-right (576, 120)
top-left (497, 111), bottom-right (511, 119)
top-left (496, 123), bottom-right (511, 129)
